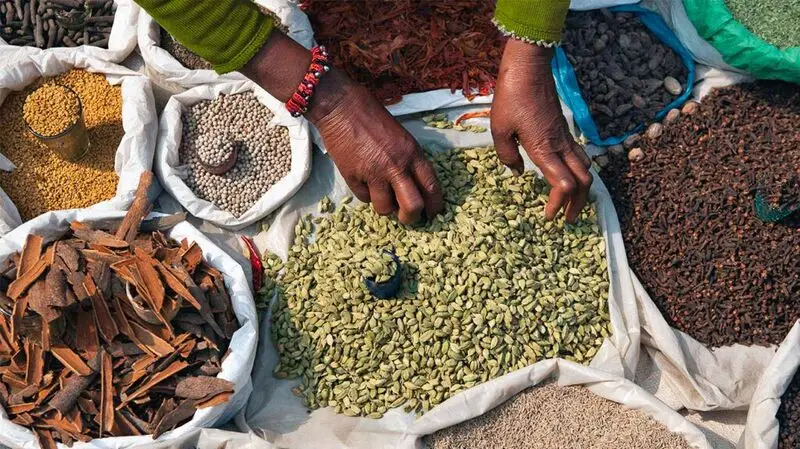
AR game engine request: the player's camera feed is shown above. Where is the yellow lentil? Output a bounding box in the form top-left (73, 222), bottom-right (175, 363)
top-left (0, 70), bottom-right (121, 221)
top-left (22, 84), bottom-right (81, 137)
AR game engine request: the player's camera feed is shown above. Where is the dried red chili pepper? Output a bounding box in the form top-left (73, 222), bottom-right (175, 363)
top-left (302, 0), bottom-right (506, 104)
top-left (455, 109), bottom-right (491, 125)
top-left (241, 236), bottom-right (263, 292)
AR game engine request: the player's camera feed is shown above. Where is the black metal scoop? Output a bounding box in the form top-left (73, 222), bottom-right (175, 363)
top-left (364, 250), bottom-right (403, 299)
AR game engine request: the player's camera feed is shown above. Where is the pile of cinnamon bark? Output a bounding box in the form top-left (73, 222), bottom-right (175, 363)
top-left (0, 173), bottom-right (239, 447)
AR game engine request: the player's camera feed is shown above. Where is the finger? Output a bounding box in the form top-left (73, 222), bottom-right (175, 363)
top-left (491, 127), bottom-right (525, 175)
top-left (568, 138), bottom-right (592, 168)
top-left (346, 177), bottom-right (371, 203)
top-left (411, 158), bottom-right (444, 218)
top-left (391, 175), bottom-right (425, 225)
top-left (528, 151), bottom-right (577, 221)
top-left (562, 146), bottom-right (593, 223)
top-left (369, 182), bottom-right (396, 216)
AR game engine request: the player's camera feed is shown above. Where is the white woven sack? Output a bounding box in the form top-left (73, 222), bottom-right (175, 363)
top-left (241, 120), bottom-right (642, 447)
top-left (0, 209), bottom-right (258, 449)
top-left (154, 80), bottom-right (312, 230)
top-left (740, 321), bottom-right (800, 449)
top-left (0, 0), bottom-right (139, 63)
top-left (0, 49), bottom-right (157, 236)
top-left (137, 0), bottom-right (313, 87)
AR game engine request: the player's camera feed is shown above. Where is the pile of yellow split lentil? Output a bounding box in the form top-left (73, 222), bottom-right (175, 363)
top-left (0, 69), bottom-right (121, 220)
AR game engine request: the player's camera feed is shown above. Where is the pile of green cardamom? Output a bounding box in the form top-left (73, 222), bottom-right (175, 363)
top-left (269, 146), bottom-right (611, 419)
top-left (361, 251), bottom-right (399, 284)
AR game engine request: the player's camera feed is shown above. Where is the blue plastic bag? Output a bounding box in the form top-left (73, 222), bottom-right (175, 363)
top-left (552, 5), bottom-right (696, 147)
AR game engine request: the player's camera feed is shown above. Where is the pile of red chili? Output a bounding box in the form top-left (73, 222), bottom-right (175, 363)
top-left (301, 0), bottom-right (506, 104)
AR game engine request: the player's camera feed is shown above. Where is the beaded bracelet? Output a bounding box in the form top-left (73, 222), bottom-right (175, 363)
top-left (285, 45), bottom-right (330, 117)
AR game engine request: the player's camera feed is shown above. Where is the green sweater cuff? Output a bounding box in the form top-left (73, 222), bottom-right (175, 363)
top-left (136, 0), bottom-right (275, 74)
top-left (213, 17), bottom-right (275, 74)
top-left (494, 0), bottom-right (570, 45)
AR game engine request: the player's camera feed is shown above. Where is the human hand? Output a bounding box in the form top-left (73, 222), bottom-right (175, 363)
top-left (308, 71), bottom-right (444, 225)
top-left (491, 39), bottom-right (592, 223)
top-left (241, 32), bottom-right (443, 225)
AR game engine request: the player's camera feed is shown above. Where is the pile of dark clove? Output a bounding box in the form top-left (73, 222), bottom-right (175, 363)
top-left (600, 82), bottom-right (799, 347)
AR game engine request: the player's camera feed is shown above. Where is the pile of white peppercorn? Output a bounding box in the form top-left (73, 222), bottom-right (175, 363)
top-left (180, 92), bottom-right (292, 217)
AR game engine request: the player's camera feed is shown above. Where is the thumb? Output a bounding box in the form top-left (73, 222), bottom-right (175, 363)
top-left (491, 127), bottom-right (524, 175)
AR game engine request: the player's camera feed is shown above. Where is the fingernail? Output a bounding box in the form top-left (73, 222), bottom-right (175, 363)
top-left (511, 168), bottom-right (522, 177)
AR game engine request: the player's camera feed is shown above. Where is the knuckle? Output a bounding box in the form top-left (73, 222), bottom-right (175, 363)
top-left (576, 170), bottom-right (593, 188)
top-left (583, 173), bottom-right (594, 189)
top-left (557, 178), bottom-right (577, 195)
top-left (422, 179), bottom-right (440, 195)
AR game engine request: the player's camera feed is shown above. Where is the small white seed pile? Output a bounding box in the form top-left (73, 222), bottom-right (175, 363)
top-left (194, 132), bottom-right (237, 167)
top-left (180, 92), bottom-right (292, 217)
top-left (425, 383), bottom-right (694, 449)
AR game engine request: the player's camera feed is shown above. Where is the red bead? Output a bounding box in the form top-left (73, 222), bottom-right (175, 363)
top-left (285, 45), bottom-right (331, 116)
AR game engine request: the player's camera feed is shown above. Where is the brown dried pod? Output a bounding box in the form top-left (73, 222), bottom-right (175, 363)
top-left (681, 101), bottom-right (699, 115)
top-left (627, 147), bottom-right (644, 161)
top-left (646, 123), bottom-right (663, 139)
top-left (663, 76), bottom-right (682, 95)
top-left (664, 108), bottom-right (680, 124)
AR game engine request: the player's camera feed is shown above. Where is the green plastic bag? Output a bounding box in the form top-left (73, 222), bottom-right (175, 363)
top-left (682, 0), bottom-right (800, 83)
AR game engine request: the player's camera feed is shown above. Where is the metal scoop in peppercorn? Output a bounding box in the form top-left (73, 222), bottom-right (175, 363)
top-left (364, 249), bottom-right (403, 299)
top-left (197, 140), bottom-right (241, 176)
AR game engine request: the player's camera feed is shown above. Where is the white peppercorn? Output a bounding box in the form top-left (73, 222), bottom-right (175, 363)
top-left (179, 92), bottom-right (292, 217)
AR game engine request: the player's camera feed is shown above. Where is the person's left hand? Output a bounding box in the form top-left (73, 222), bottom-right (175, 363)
top-left (491, 39), bottom-right (593, 223)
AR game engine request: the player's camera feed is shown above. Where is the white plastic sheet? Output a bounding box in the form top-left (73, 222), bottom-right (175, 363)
top-left (0, 0), bottom-right (139, 64)
top-left (248, 357), bottom-right (712, 449)
top-left (741, 321), bottom-right (800, 449)
top-left (154, 81), bottom-right (312, 230)
top-left (137, 0), bottom-right (314, 87)
top-left (0, 49), bottom-right (157, 236)
top-left (632, 275), bottom-right (777, 412)
top-left (242, 116), bottom-right (642, 447)
top-left (0, 209), bottom-right (258, 449)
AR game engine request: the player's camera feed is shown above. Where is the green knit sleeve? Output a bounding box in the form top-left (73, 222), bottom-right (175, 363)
top-left (135, 0), bottom-right (275, 74)
top-left (493, 0), bottom-right (571, 45)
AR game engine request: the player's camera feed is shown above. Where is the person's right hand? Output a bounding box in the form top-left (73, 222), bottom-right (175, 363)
top-left (307, 72), bottom-right (444, 225)
top-left (241, 31), bottom-right (443, 224)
